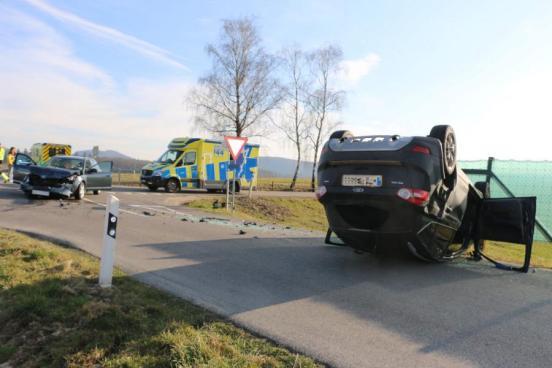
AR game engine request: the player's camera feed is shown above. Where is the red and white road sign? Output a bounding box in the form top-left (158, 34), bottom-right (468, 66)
top-left (224, 136), bottom-right (248, 160)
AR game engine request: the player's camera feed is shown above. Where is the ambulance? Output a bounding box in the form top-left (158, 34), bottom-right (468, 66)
top-left (30, 143), bottom-right (72, 166)
top-left (140, 137), bottom-right (259, 193)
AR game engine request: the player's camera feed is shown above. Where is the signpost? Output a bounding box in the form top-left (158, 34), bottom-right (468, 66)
top-left (99, 194), bottom-right (119, 287)
top-left (224, 136), bottom-right (248, 211)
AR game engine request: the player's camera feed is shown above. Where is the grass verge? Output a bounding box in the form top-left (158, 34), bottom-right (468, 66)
top-left (0, 229), bottom-right (321, 367)
top-left (187, 197), bottom-right (328, 232)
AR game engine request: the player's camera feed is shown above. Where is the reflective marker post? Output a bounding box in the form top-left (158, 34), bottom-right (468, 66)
top-left (99, 194), bottom-right (119, 288)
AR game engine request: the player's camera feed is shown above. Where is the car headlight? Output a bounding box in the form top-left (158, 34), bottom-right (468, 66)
top-left (66, 174), bottom-right (78, 182)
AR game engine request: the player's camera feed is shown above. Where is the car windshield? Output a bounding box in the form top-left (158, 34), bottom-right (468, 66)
top-left (156, 150), bottom-right (182, 164)
top-left (49, 157), bottom-right (84, 171)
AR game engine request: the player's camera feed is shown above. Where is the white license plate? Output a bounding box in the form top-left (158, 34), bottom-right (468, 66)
top-left (342, 175), bottom-right (382, 187)
top-left (32, 190), bottom-right (50, 197)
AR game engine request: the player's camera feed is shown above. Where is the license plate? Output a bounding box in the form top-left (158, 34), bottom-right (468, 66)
top-left (32, 190), bottom-right (50, 197)
top-left (342, 175), bottom-right (382, 187)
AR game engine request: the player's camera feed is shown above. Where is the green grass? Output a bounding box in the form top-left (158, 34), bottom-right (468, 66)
top-left (256, 178), bottom-right (312, 192)
top-left (0, 229), bottom-right (321, 368)
top-left (482, 241), bottom-right (552, 269)
top-left (187, 197), bottom-right (328, 232)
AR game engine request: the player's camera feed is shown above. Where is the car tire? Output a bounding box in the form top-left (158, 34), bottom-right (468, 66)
top-left (329, 130), bottom-right (354, 140)
top-left (75, 183), bottom-right (86, 200)
top-left (93, 190), bottom-right (100, 195)
top-left (429, 125), bottom-right (456, 176)
top-left (165, 178), bottom-right (180, 193)
top-left (147, 185), bottom-right (158, 192)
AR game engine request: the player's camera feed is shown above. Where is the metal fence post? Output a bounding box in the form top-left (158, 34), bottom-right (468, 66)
top-left (485, 157), bottom-right (494, 187)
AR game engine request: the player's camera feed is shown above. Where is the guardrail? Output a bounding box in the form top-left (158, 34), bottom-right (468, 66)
top-left (463, 157), bottom-right (552, 242)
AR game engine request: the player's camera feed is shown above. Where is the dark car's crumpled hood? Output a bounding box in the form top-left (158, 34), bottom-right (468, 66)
top-left (28, 165), bottom-right (77, 178)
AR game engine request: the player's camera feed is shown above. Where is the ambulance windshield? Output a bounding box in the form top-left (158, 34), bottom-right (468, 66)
top-left (156, 150), bottom-right (182, 164)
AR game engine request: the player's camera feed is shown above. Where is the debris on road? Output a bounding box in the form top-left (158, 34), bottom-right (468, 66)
top-left (143, 211), bottom-right (155, 216)
top-left (239, 229), bottom-right (247, 235)
top-left (212, 199), bottom-right (225, 209)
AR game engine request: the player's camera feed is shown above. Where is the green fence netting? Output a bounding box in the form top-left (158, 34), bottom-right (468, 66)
top-left (460, 159), bottom-right (552, 242)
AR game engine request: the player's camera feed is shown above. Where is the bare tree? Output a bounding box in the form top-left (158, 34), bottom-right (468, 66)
top-left (307, 45), bottom-right (345, 191)
top-left (274, 47), bottom-right (310, 191)
top-left (189, 17), bottom-right (282, 137)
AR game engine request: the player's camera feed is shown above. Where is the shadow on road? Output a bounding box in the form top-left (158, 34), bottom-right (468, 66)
top-left (131, 236), bottom-right (552, 367)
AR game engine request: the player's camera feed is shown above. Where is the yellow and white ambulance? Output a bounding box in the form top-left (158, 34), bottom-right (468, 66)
top-left (30, 143), bottom-right (72, 166)
top-left (140, 137), bottom-right (259, 193)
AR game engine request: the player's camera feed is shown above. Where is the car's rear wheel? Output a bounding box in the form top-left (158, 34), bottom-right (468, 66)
top-left (165, 178), bottom-right (180, 193)
top-left (429, 125), bottom-right (456, 176)
top-left (329, 130), bottom-right (354, 141)
top-left (147, 185), bottom-right (158, 192)
top-left (75, 183), bottom-right (86, 200)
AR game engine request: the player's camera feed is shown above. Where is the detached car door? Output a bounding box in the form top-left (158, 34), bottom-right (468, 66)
top-left (13, 153), bottom-right (36, 183)
top-left (474, 197), bottom-right (537, 273)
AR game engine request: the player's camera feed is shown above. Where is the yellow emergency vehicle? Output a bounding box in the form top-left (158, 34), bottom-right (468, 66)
top-left (140, 137), bottom-right (259, 193)
top-left (30, 143), bottom-right (72, 166)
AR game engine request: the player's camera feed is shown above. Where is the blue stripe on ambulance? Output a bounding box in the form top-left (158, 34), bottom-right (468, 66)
top-left (191, 165), bottom-right (198, 178)
top-left (175, 166), bottom-right (187, 179)
top-left (219, 162), bottom-right (227, 181)
top-left (206, 164), bottom-right (215, 181)
top-left (243, 157), bottom-right (257, 182)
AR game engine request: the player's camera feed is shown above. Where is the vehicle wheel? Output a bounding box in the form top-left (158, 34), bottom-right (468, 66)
top-left (474, 181), bottom-right (490, 198)
top-left (429, 125), bottom-right (456, 176)
top-left (75, 183), bottom-right (86, 200)
top-left (165, 178), bottom-right (180, 193)
top-left (93, 190), bottom-right (100, 195)
top-left (147, 185), bottom-right (158, 192)
top-left (329, 130), bottom-right (354, 140)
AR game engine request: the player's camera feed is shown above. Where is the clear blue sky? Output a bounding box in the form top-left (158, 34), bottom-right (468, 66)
top-left (1, 0), bottom-right (551, 160)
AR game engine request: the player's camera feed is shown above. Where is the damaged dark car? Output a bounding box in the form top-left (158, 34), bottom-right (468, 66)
top-left (317, 125), bottom-right (537, 272)
top-left (13, 154), bottom-right (113, 200)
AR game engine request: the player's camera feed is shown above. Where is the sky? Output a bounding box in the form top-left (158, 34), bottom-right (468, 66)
top-left (1, 0), bottom-right (552, 161)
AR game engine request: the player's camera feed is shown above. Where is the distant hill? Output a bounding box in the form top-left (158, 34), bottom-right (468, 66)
top-left (258, 156), bottom-right (313, 178)
top-left (73, 149), bottom-right (133, 159)
top-left (72, 149), bottom-right (313, 177)
top-left (73, 149), bottom-right (148, 172)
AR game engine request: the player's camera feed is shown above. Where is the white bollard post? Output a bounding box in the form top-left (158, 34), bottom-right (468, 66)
top-left (99, 194), bottom-right (119, 288)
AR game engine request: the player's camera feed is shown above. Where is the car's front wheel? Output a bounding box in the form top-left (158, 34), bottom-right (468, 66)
top-left (429, 125), bottom-right (456, 176)
top-left (75, 183), bottom-right (86, 200)
top-left (165, 178), bottom-right (180, 193)
top-left (329, 130), bottom-right (354, 141)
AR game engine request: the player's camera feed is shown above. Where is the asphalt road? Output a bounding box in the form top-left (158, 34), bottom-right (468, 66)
top-left (1, 183), bottom-right (551, 368)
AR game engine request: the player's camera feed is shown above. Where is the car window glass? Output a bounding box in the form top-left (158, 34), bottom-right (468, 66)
top-left (183, 151), bottom-right (196, 165)
top-left (15, 154), bottom-right (33, 165)
top-left (157, 150), bottom-right (181, 164)
top-left (50, 157), bottom-right (84, 171)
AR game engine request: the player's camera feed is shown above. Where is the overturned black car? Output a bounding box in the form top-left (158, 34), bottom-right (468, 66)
top-left (317, 125), bottom-right (537, 272)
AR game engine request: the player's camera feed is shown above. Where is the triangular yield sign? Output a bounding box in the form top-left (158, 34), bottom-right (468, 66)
top-left (224, 136), bottom-right (248, 160)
